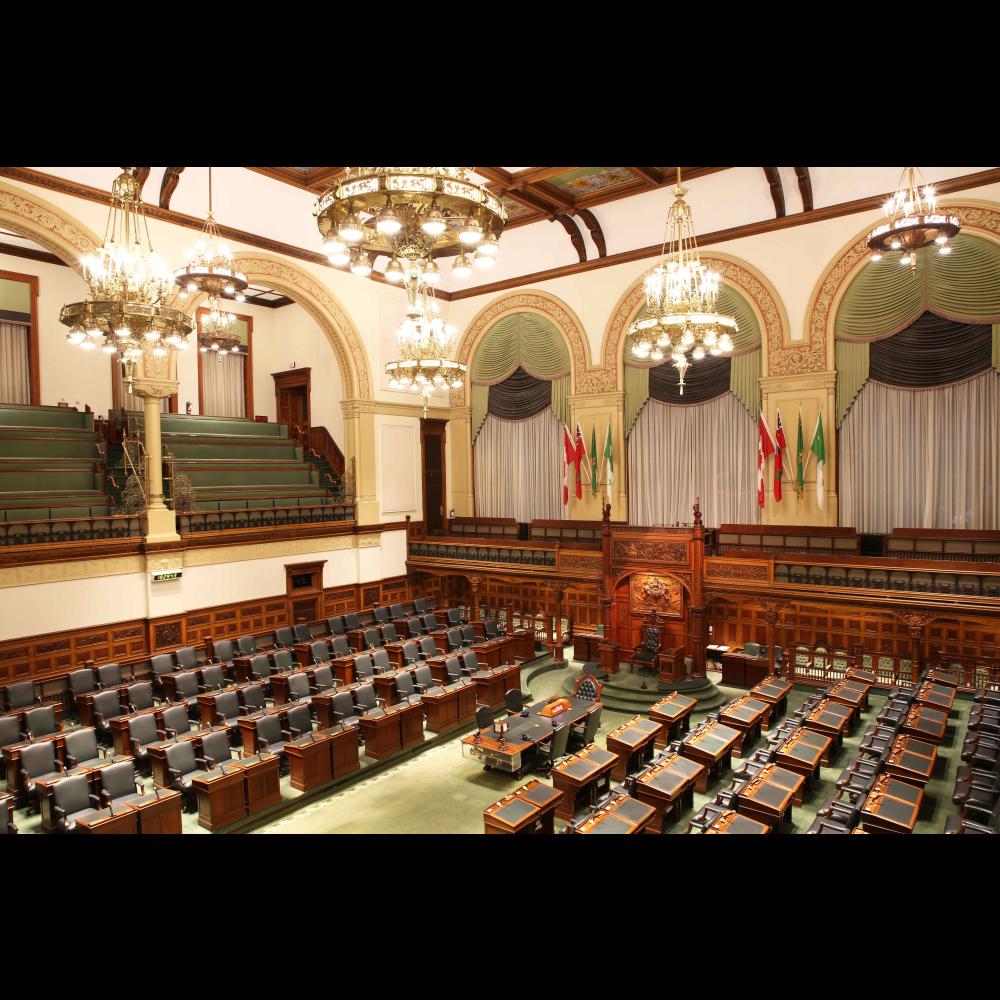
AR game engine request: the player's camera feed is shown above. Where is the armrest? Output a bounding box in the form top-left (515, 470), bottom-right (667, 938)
top-left (238, 705), bottom-right (257, 716)
top-left (195, 756), bottom-right (210, 768)
top-left (54, 804), bottom-right (67, 819)
top-left (167, 767), bottom-right (183, 783)
top-left (88, 793), bottom-right (102, 808)
top-left (65, 753), bottom-right (79, 768)
top-left (332, 711), bottom-right (345, 723)
top-left (257, 736), bottom-right (270, 753)
top-left (414, 683), bottom-right (428, 693)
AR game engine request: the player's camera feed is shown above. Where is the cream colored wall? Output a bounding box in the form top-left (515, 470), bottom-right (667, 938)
top-left (373, 412), bottom-right (422, 523)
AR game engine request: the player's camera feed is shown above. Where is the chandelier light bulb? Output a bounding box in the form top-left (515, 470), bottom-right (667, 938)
top-left (322, 234), bottom-right (346, 255)
top-left (473, 251), bottom-right (494, 269)
top-left (384, 258), bottom-right (405, 283)
top-left (692, 344), bottom-right (705, 361)
top-left (421, 208), bottom-right (447, 236)
top-left (339, 214), bottom-right (364, 243)
top-left (102, 342), bottom-right (118, 354)
top-left (422, 260), bottom-right (441, 286)
top-left (890, 238), bottom-right (902, 250)
top-left (719, 333), bottom-right (734, 352)
top-left (452, 254), bottom-right (472, 278)
top-left (329, 248), bottom-right (350, 267)
top-left (870, 251), bottom-right (882, 263)
top-left (651, 348), bottom-right (664, 361)
top-left (152, 346), bottom-right (167, 358)
top-left (351, 252), bottom-right (372, 277)
top-left (459, 218), bottom-right (483, 245)
top-left (376, 206), bottom-right (402, 236)
top-left (478, 233), bottom-right (499, 257)
top-left (80, 339), bottom-right (96, 351)
top-left (899, 253), bottom-right (912, 267)
top-left (934, 234), bottom-right (948, 245)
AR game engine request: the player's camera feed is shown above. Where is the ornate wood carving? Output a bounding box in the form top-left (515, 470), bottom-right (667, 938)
top-left (763, 167), bottom-right (786, 218)
top-left (613, 539), bottom-right (688, 564)
top-left (556, 214), bottom-right (587, 262)
top-left (159, 167), bottom-right (185, 209)
top-left (794, 167), bottom-right (813, 211)
top-left (705, 561), bottom-right (770, 582)
top-left (153, 620), bottom-right (183, 650)
top-left (630, 574), bottom-right (683, 617)
top-left (576, 208), bottom-right (607, 258)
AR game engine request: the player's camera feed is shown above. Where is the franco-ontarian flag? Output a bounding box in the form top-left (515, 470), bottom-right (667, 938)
top-left (810, 411), bottom-right (826, 510)
top-left (603, 422), bottom-right (614, 504)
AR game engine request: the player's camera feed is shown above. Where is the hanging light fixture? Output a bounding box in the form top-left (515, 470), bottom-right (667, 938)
top-left (868, 167), bottom-right (960, 272)
top-left (626, 168), bottom-right (735, 394)
top-left (60, 168), bottom-right (192, 382)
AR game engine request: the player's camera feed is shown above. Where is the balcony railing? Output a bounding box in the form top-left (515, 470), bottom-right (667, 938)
top-left (0, 514), bottom-right (144, 547)
top-left (408, 540), bottom-right (557, 568)
top-left (178, 503), bottom-right (355, 534)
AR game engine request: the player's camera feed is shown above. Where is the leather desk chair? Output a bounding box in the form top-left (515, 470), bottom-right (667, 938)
top-left (284, 704), bottom-right (313, 740)
top-left (211, 640), bottom-right (236, 679)
top-left (330, 635), bottom-right (354, 659)
top-left (354, 683), bottom-right (378, 715)
top-left (953, 773), bottom-right (1000, 811)
top-left (836, 769), bottom-right (875, 805)
top-left (344, 613), bottom-right (362, 633)
top-left (412, 665), bottom-right (440, 696)
top-left (63, 729), bottom-right (105, 770)
top-left (22, 705), bottom-right (58, 740)
top-left (461, 651), bottom-right (479, 674)
top-left (443, 657), bottom-right (464, 683)
top-left (127, 682), bottom-right (155, 714)
top-left (413, 598), bottom-right (429, 614)
top-left (395, 672), bottom-right (421, 706)
top-left (310, 641), bottom-right (332, 666)
top-left (20, 742), bottom-right (65, 803)
top-left (5, 681), bottom-right (37, 711)
top-left (96, 663), bottom-right (122, 689)
top-left (569, 707), bottom-right (602, 752)
top-left (381, 623), bottom-right (400, 644)
top-left (446, 608), bottom-right (466, 627)
top-left (944, 799), bottom-right (1000, 834)
top-left (354, 654), bottom-right (376, 682)
top-left (373, 607), bottom-right (391, 625)
top-left (311, 666), bottom-right (335, 695)
top-left (743, 642), bottom-right (761, 658)
top-left (417, 637), bottom-right (438, 661)
top-left (400, 641), bottom-right (420, 667)
top-left (98, 761), bottom-right (145, 809)
top-left (574, 675), bottom-right (602, 702)
top-left (237, 635), bottom-right (257, 656)
top-left (688, 797), bottom-right (728, 833)
top-left (327, 617), bottom-right (346, 637)
top-left (270, 650), bottom-right (293, 674)
top-left (248, 655), bottom-right (274, 683)
top-left (330, 692), bottom-right (360, 729)
top-left (460, 625), bottom-right (476, 648)
top-left (389, 603), bottom-right (406, 621)
top-left (475, 705), bottom-right (492, 730)
top-left (424, 612), bottom-right (442, 632)
top-left (158, 704), bottom-right (191, 741)
top-left (362, 627), bottom-right (383, 651)
top-left (240, 684), bottom-right (267, 715)
top-left (170, 673), bottom-right (200, 714)
top-left (255, 714), bottom-right (288, 761)
top-left (199, 665), bottom-right (226, 693)
top-left (446, 627), bottom-right (464, 652)
top-left (69, 668), bottom-right (97, 699)
top-left (150, 653), bottom-right (177, 688)
top-left (293, 623), bottom-right (312, 644)
top-left (50, 774), bottom-right (105, 833)
top-left (0, 715), bottom-right (22, 750)
top-left (536, 722), bottom-right (571, 775)
top-left (372, 649), bottom-right (392, 674)
top-left (128, 714), bottom-right (160, 772)
top-left (174, 646), bottom-right (199, 671)
top-left (806, 817), bottom-right (852, 834)
top-left (212, 692), bottom-right (242, 738)
top-left (484, 619), bottom-right (502, 639)
top-left (165, 741), bottom-right (212, 809)
top-left (286, 673), bottom-right (312, 704)
top-left (200, 730), bottom-right (233, 769)
top-left (406, 617), bottom-right (426, 639)
top-left (92, 690), bottom-right (125, 740)
top-left (504, 689), bottom-right (524, 715)
top-left (274, 627), bottom-right (295, 650)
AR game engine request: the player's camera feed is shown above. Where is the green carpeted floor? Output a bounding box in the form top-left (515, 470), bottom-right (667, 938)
top-left (255, 656), bottom-right (971, 835)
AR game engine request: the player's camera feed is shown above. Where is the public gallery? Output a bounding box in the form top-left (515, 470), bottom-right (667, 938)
top-left (0, 165), bottom-right (997, 838)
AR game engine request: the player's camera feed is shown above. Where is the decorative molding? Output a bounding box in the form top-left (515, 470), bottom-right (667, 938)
top-left (0, 555), bottom-right (146, 589)
top-left (145, 552), bottom-right (183, 574)
top-left (760, 371), bottom-right (838, 395)
top-left (357, 533), bottom-right (381, 548)
top-left (560, 552), bottom-right (603, 572)
top-left (602, 252), bottom-right (790, 387)
top-left (705, 560), bottom-right (770, 582)
top-left (613, 539), bottom-right (689, 564)
top-left (154, 620), bottom-right (183, 648)
top-left (0, 179), bottom-right (99, 270)
top-left (630, 573), bottom-right (683, 617)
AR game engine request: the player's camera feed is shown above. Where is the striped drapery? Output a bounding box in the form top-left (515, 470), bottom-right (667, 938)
top-left (0, 321), bottom-right (31, 404)
top-left (202, 352), bottom-right (246, 418)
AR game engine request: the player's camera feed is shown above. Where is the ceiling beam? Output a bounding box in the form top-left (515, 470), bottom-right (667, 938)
top-left (503, 167), bottom-right (575, 185)
top-left (159, 167), bottom-right (185, 210)
top-left (626, 167), bottom-right (663, 187)
top-left (763, 167), bottom-right (786, 218)
top-left (576, 208), bottom-right (606, 258)
top-left (794, 167), bottom-right (814, 211)
top-left (555, 214), bottom-right (587, 263)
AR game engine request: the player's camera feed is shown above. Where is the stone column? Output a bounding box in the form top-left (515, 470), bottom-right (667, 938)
top-left (131, 362), bottom-right (179, 544)
top-left (341, 399), bottom-right (379, 525)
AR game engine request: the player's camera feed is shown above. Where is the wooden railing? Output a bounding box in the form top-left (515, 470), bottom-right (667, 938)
top-left (409, 538), bottom-right (558, 568)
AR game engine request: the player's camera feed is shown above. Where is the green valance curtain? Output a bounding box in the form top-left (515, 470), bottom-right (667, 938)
top-left (470, 312), bottom-right (571, 443)
top-left (835, 234), bottom-right (1000, 426)
top-left (624, 284), bottom-right (762, 436)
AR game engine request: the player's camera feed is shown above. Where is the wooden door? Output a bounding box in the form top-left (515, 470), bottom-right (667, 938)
top-left (272, 368), bottom-right (311, 434)
top-left (421, 419), bottom-right (447, 536)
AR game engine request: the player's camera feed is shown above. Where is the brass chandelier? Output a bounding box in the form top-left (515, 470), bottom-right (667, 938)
top-left (173, 167), bottom-right (248, 359)
top-left (314, 168), bottom-right (506, 408)
top-left (627, 168), bottom-right (735, 394)
top-left (868, 167), bottom-right (960, 271)
top-left (60, 168), bottom-right (193, 381)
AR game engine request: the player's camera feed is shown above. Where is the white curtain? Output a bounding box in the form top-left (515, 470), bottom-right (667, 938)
top-left (474, 410), bottom-right (562, 522)
top-left (840, 371), bottom-right (1000, 532)
top-left (202, 353), bottom-right (246, 418)
top-left (628, 393), bottom-right (759, 527)
top-left (0, 321), bottom-right (31, 404)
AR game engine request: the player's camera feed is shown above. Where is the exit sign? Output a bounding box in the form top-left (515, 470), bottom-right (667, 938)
top-left (151, 569), bottom-right (182, 583)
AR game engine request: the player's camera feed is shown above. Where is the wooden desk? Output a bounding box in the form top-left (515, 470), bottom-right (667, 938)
top-left (702, 808), bottom-right (769, 835)
top-left (237, 707), bottom-right (287, 757)
top-left (573, 633), bottom-right (603, 663)
top-left (914, 681), bottom-right (956, 715)
top-left (884, 734), bottom-right (938, 786)
top-left (124, 789), bottom-right (183, 833)
top-left (631, 752), bottom-right (705, 832)
top-left (358, 702), bottom-right (423, 760)
top-left (470, 661), bottom-right (522, 711)
top-left (680, 721), bottom-right (739, 783)
top-left (749, 676), bottom-right (793, 721)
top-left (325, 724), bottom-right (361, 778)
top-left (657, 648), bottom-right (686, 683)
top-left (802, 699), bottom-right (853, 748)
top-left (824, 679), bottom-right (870, 721)
top-left (75, 807), bottom-right (138, 834)
top-left (483, 779), bottom-right (563, 834)
top-left (285, 732), bottom-right (333, 790)
top-left (35, 758), bottom-right (127, 832)
top-left (551, 744), bottom-right (617, 822)
top-left (860, 773), bottom-right (923, 834)
top-left (736, 763), bottom-right (803, 832)
top-left (648, 692), bottom-right (697, 747)
top-left (721, 651), bottom-right (770, 688)
top-left (901, 704), bottom-right (948, 745)
top-left (507, 629), bottom-right (537, 662)
top-left (373, 669), bottom-right (409, 708)
top-left (605, 717), bottom-right (660, 781)
top-left (191, 766), bottom-right (246, 830)
top-left (923, 667), bottom-right (959, 688)
top-left (773, 726), bottom-right (832, 783)
top-left (847, 667), bottom-right (877, 685)
top-left (570, 793), bottom-right (656, 835)
top-left (234, 752), bottom-right (282, 814)
top-left (147, 726), bottom-right (227, 788)
top-left (718, 696), bottom-right (770, 756)
top-left (197, 683), bottom-right (256, 727)
top-left (77, 686), bottom-right (128, 728)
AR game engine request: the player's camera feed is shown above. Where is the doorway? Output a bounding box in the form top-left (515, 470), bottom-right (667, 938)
top-left (421, 418), bottom-right (447, 535)
top-left (272, 368), bottom-right (311, 436)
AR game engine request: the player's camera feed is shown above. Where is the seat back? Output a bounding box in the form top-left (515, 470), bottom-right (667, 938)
top-left (396, 672), bottom-right (416, 697)
top-left (462, 625), bottom-right (476, 645)
top-left (344, 613), bottom-right (362, 631)
top-left (363, 627), bottom-right (382, 649)
top-left (161, 704), bottom-right (190, 736)
top-left (200, 665), bottom-right (225, 690)
top-left (372, 649), bottom-right (391, 672)
top-left (201, 730), bottom-right (231, 767)
top-left (311, 641), bottom-right (331, 665)
top-left (475, 705), bottom-right (492, 730)
top-left (256, 714), bottom-right (282, 748)
top-left (174, 673), bottom-right (198, 699)
top-left (444, 656), bottom-right (461, 682)
top-left (419, 637), bottom-right (438, 658)
top-left (249, 654), bottom-right (272, 680)
top-left (461, 651), bottom-right (479, 673)
top-left (373, 606), bottom-right (390, 624)
top-left (174, 646), bottom-right (198, 670)
top-left (96, 663), bottom-right (122, 688)
top-left (127, 682), bottom-right (154, 710)
top-left (92, 690), bottom-right (123, 722)
top-left (272, 650), bottom-right (294, 672)
top-left (24, 705), bottom-right (57, 738)
top-left (744, 641), bottom-right (761, 658)
top-left (354, 683), bottom-right (377, 711)
top-left (288, 673), bottom-right (311, 700)
top-left (331, 635), bottom-right (351, 658)
top-left (389, 603), bottom-right (405, 620)
top-left (573, 674), bottom-right (602, 702)
top-left (129, 713), bottom-right (158, 747)
top-left (237, 634), bottom-right (257, 656)
top-left (327, 616), bottom-right (345, 636)
top-left (484, 619), bottom-right (499, 638)
top-left (413, 598), bottom-right (429, 614)
top-left (6, 681), bottom-right (35, 709)
top-left (69, 668), bottom-right (96, 696)
top-left (0, 715), bottom-right (22, 748)
top-left (332, 691), bottom-right (355, 721)
top-left (241, 684), bottom-right (266, 712)
top-left (275, 627), bottom-right (295, 648)
top-left (354, 653), bottom-right (375, 679)
top-left (100, 761), bottom-right (137, 800)
top-left (52, 774), bottom-right (91, 818)
top-left (21, 741), bottom-right (56, 778)
top-left (504, 689), bottom-right (523, 714)
top-left (446, 627), bottom-right (463, 651)
top-left (582, 707), bottom-right (602, 744)
top-left (402, 641), bottom-right (419, 664)
top-left (215, 691), bottom-right (240, 721)
top-left (414, 665), bottom-right (434, 689)
top-left (424, 613), bottom-right (440, 631)
top-left (213, 639), bottom-right (235, 664)
top-left (312, 665), bottom-right (334, 692)
top-left (151, 653), bottom-right (176, 679)
top-left (406, 617), bottom-right (424, 638)
top-left (381, 623), bottom-right (399, 644)
top-left (293, 623), bottom-right (312, 643)
top-left (165, 740), bottom-right (198, 778)
top-left (446, 608), bottom-right (461, 626)
top-left (286, 704), bottom-right (312, 737)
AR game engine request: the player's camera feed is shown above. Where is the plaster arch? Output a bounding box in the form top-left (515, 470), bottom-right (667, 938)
top-left (0, 179), bottom-right (100, 269)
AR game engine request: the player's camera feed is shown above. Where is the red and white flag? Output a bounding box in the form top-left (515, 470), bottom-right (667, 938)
top-left (562, 424), bottom-right (575, 508)
top-left (758, 413), bottom-right (776, 508)
top-left (574, 423), bottom-right (588, 500)
top-left (774, 409), bottom-right (788, 502)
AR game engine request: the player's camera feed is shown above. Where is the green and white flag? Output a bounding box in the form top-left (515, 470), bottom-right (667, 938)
top-left (810, 410), bottom-right (826, 510)
top-left (590, 422), bottom-right (598, 495)
top-left (603, 422), bottom-right (614, 503)
top-left (796, 408), bottom-right (805, 499)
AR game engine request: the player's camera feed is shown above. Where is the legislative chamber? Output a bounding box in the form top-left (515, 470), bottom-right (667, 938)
top-left (0, 163), bottom-right (997, 843)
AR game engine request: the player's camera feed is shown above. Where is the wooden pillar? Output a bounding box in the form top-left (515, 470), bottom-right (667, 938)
top-left (897, 612), bottom-right (936, 684)
top-left (550, 583), bottom-right (569, 662)
top-left (762, 600), bottom-right (781, 674)
top-left (690, 500), bottom-right (707, 678)
top-left (468, 575), bottom-right (482, 621)
top-left (598, 502), bottom-right (618, 674)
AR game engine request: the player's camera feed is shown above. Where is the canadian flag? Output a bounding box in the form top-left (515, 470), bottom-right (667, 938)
top-left (758, 413), bottom-right (776, 508)
top-left (774, 409), bottom-right (788, 502)
top-left (562, 424), bottom-right (575, 508)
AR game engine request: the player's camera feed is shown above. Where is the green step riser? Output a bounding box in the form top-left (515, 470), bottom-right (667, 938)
top-left (164, 444), bottom-right (302, 460)
top-left (180, 470), bottom-right (318, 486)
top-left (1, 506), bottom-right (113, 522)
top-left (0, 471), bottom-right (100, 490)
top-left (0, 411), bottom-right (91, 429)
top-left (132, 416), bottom-right (287, 437)
top-left (0, 440), bottom-right (101, 458)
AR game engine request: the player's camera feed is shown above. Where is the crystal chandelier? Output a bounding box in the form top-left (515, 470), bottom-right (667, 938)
top-left (60, 168), bottom-right (192, 377)
top-left (174, 167), bottom-right (248, 360)
top-left (627, 168), bottom-right (735, 394)
top-left (868, 167), bottom-right (960, 271)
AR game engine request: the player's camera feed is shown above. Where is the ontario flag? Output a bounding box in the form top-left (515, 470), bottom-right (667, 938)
top-left (562, 424), bottom-right (575, 508)
top-left (774, 409), bottom-right (788, 502)
top-left (757, 413), bottom-right (776, 508)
